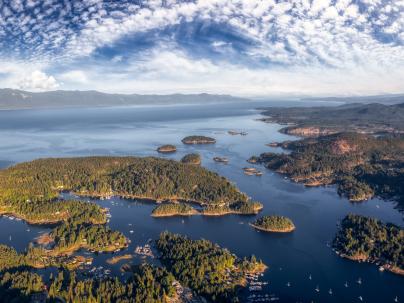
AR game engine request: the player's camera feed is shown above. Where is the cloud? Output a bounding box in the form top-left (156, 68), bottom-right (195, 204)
top-left (18, 70), bottom-right (59, 91)
top-left (0, 0), bottom-right (403, 96)
top-left (57, 48), bottom-right (404, 97)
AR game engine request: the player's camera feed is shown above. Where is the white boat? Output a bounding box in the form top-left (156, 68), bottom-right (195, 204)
top-left (315, 285), bottom-right (320, 292)
top-left (309, 274), bottom-right (312, 280)
top-left (394, 296), bottom-right (398, 302)
top-left (357, 277), bottom-right (362, 284)
top-left (359, 296), bottom-right (363, 301)
top-left (286, 282), bottom-right (291, 287)
top-left (328, 288), bottom-right (332, 295)
top-left (344, 281), bottom-right (348, 287)
top-left (379, 266), bottom-right (385, 272)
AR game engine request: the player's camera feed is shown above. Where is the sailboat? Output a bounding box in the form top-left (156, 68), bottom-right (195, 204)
top-left (394, 296), bottom-right (399, 302)
top-left (344, 281), bottom-right (348, 287)
top-left (315, 285), bottom-right (320, 292)
top-left (286, 282), bottom-right (291, 287)
top-left (357, 277), bottom-right (362, 285)
top-left (309, 274), bottom-right (312, 280)
top-left (328, 289), bottom-right (332, 295)
top-left (358, 296), bottom-right (363, 301)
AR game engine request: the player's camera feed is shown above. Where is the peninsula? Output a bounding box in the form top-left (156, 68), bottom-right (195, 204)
top-left (157, 231), bottom-right (267, 302)
top-left (250, 133), bottom-right (404, 206)
top-left (333, 214), bottom-right (403, 276)
top-left (0, 156), bottom-right (261, 220)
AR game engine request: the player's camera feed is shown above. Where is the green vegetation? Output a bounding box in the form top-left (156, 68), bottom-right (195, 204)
top-left (50, 222), bottom-right (127, 253)
top-left (0, 199), bottom-right (106, 225)
top-left (157, 144), bottom-right (177, 153)
top-left (0, 264), bottom-right (176, 303)
top-left (203, 201), bottom-right (263, 216)
top-left (252, 133), bottom-right (404, 206)
top-left (0, 270), bottom-right (44, 302)
top-left (47, 265), bottom-right (175, 303)
top-left (0, 243), bottom-right (91, 271)
top-left (157, 231), bottom-right (266, 302)
top-left (182, 135), bottom-right (216, 144)
top-left (0, 245), bottom-right (26, 271)
top-left (151, 203), bottom-right (198, 217)
top-left (0, 156), bottom-right (258, 222)
top-left (0, 230), bottom-right (267, 302)
top-left (333, 214), bottom-right (404, 275)
top-left (181, 153), bottom-right (201, 165)
top-left (251, 215), bottom-right (295, 232)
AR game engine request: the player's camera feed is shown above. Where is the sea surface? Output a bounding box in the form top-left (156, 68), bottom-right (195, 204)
top-left (0, 101), bottom-right (402, 303)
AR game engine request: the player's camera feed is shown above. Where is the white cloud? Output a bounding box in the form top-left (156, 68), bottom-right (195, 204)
top-left (18, 70), bottom-right (59, 91)
top-left (57, 48), bottom-right (404, 97)
top-left (0, 0), bottom-right (403, 96)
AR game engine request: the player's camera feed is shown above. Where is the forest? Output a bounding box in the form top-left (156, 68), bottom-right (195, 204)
top-left (333, 214), bottom-right (403, 273)
top-left (50, 222), bottom-right (127, 253)
top-left (0, 264), bottom-right (176, 303)
top-left (252, 133), bottom-right (404, 207)
top-left (0, 230), bottom-right (267, 302)
top-left (251, 215), bottom-right (295, 232)
top-left (156, 231), bottom-right (266, 302)
top-left (0, 156), bottom-right (257, 222)
top-left (180, 153), bottom-right (201, 165)
top-left (151, 203), bottom-right (198, 217)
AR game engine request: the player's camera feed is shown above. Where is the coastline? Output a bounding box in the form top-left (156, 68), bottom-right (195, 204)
top-left (336, 252), bottom-right (404, 276)
top-left (249, 223), bottom-right (295, 233)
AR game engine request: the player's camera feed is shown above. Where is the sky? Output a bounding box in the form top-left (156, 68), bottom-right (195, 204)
top-left (0, 0), bottom-right (403, 97)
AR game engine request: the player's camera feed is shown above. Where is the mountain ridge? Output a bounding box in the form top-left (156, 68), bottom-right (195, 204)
top-left (0, 88), bottom-right (250, 110)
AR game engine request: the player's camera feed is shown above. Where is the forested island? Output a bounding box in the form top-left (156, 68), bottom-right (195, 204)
top-left (156, 144), bottom-right (177, 153)
top-left (181, 153), bottom-right (201, 165)
top-left (259, 102), bottom-right (404, 137)
top-left (182, 135), bottom-right (216, 144)
top-left (333, 214), bottom-right (403, 275)
top-left (157, 231), bottom-right (267, 302)
top-left (250, 133), bottom-right (404, 206)
top-left (0, 156), bottom-right (261, 220)
top-left (251, 215), bottom-right (295, 232)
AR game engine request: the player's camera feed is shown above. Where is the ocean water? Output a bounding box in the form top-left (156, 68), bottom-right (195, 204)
top-left (0, 101), bottom-right (402, 303)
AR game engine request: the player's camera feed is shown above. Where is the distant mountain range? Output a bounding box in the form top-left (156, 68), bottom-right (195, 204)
top-left (1, 88), bottom-right (404, 110)
top-left (0, 89), bottom-right (250, 110)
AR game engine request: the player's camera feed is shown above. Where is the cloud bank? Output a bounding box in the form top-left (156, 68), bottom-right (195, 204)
top-left (0, 0), bottom-right (403, 96)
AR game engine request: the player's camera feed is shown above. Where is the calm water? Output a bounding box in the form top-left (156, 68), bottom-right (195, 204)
top-left (0, 101), bottom-right (402, 303)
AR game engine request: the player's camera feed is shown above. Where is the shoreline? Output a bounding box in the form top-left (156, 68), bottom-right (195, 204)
top-left (249, 223), bottom-right (295, 233)
top-left (152, 206), bottom-right (263, 218)
top-left (0, 207), bottom-right (106, 226)
top-left (337, 252), bottom-right (404, 276)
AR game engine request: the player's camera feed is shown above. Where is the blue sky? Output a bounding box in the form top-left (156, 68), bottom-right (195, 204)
top-left (0, 0), bottom-right (403, 97)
